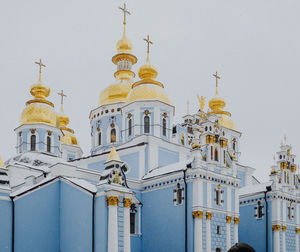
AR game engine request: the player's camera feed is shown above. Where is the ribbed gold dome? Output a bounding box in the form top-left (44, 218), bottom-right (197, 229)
top-left (100, 81), bottom-right (132, 106)
top-left (21, 103), bottom-right (57, 126)
top-left (209, 97), bottom-right (226, 112)
top-left (219, 115), bottom-right (237, 131)
top-left (138, 64), bottom-right (158, 79)
top-left (62, 133), bottom-right (78, 145)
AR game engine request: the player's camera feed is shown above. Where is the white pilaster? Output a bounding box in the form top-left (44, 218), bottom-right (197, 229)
top-left (233, 217), bottom-right (239, 244)
top-left (206, 212), bottom-right (212, 252)
top-left (107, 196), bottom-right (119, 252)
top-left (282, 230), bottom-right (286, 252)
top-left (154, 106), bottom-right (160, 137)
top-left (273, 225), bottom-right (281, 252)
top-left (193, 211), bottom-right (203, 252)
top-left (226, 216), bottom-right (232, 250)
top-left (123, 198), bottom-right (132, 252)
top-left (296, 233), bottom-right (299, 252)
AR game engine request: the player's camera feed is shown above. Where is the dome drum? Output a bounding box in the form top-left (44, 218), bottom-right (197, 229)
top-left (112, 53), bottom-right (137, 65)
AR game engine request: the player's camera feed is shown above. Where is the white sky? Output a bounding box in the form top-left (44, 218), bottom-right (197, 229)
top-left (0, 0), bottom-right (299, 182)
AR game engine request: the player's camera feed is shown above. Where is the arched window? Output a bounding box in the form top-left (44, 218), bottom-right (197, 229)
top-left (47, 136), bottom-right (51, 153)
top-left (30, 135), bottom-right (36, 151)
top-left (162, 118), bottom-right (167, 136)
top-left (144, 115), bottom-right (150, 134)
top-left (233, 139), bottom-right (236, 151)
top-left (214, 148), bottom-right (219, 161)
top-left (211, 146), bottom-right (213, 160)
top-left (128, 118), bottom-right (132, 136)
top-left (287, 171), bottom-right (290, 184)
top-left (111, 128), bottom-right (116, 143)
top-left (284, 171), bottom-right (287, 183)
top-left (223, 150), bottom-right (226, 164)
top-left (98, 132), bottom-right (101, 146)
top-left (19, 135), bottom-right (22, 153)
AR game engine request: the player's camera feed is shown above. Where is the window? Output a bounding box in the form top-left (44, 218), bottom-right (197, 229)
top-left (211, 146), bottom-right (213, 160)
top-left (288, 203), bottom-right (294, 220)
top-left (47, 136), bottom-right (51, 153)
top-left (287, 171), bottom-right (290, 184)
top-left (223, 150), bottom-right (226, 164)
top-left (180, 133), bottom-right (185, 145)
top-left (215, 185), bottom-right (224, 206)
top-left (128, 118), bottom-right (132, 136)
top-left (30, 135), bottom-right (36, 151)
top-left (144, 115), bottom-right (150, 133)
top-left (130, 204), bottom-right (137, 234)
top-left (216, 248), bottom-right (222, 252)
top-left (254, 201), bottom-right (264, 219)
top-left (162, 118), bottom-right (167, 136)
top-left (19, 135), bottom-right (22, 153)
top-left (233, 139), bottom-right (236, 151)
top-left (217, 225), bottom-right (221, 234)
top-left (111, 128), bottom-right (116, 143)
top-left (284, 171), bottom-right (287, 183)
top-left (98, 132), bottom-right (101, 146)
top-left (214, 148), bottom-right (219, 161)
top-left (173, 183), bottom-right (184, 205)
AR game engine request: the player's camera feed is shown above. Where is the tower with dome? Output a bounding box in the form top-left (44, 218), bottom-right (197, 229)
top-left (0, 3), bottom-right (298, 252)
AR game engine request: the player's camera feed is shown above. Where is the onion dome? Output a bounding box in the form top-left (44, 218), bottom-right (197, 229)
top-left (0, 156), bottom-right (5, 167)
top-left (126, 35), bottom-right (170, 104)
top-left (99, 3), bottom-right (137, 106)
top-left (57, 91), bottom-right (79, 146)
top-left (21, 59), bottom-right (57, 126)
top-left (207, 72), bottom-right (236, 130)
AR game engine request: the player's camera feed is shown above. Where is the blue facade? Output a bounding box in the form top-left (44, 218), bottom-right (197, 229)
top-left (0, 199), bottom-right (12, 251)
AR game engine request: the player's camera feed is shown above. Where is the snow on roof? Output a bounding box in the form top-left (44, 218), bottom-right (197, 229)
top-left (65, 177), bottom-right (97, 193)
top-left (239, 181), bottom-right (272, 197)
top-left (143, 158), bottom-right (194, 180)
top-left (7, 152), bottom-right (68, 172)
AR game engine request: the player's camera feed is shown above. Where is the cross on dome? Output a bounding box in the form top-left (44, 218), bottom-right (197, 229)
top-left (58, 90), bottom-right (67, 113)
top-left (35, 58), bottom-right (46, 82)
top-left (213, 71), bottom-right (221, 96)
top-left (143, 35), bottom-right (153, 62)
top-left (118, 3), bottom-right (131, 25)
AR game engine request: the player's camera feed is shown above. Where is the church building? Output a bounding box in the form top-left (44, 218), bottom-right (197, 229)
top-left (0, 3), bottom-right (299, 252)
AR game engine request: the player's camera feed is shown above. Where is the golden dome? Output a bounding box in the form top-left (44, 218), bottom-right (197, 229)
top-left (117, 37), bottom-right (132, 53)
top-left (0, 156), bottom-right (5, 167)
top-left (100, 81), bottom-right (132, 106)
top-left (219, 115), bottom-right (237, 131)
top-left (62, 133), bottom-right (78, 145)
top-left (57, 113), bottom-right (78, 146)
top-left (138, 64), bottom-right (158, 79)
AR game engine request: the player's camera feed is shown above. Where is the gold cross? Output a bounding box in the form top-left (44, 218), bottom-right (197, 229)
top-left (57, 90), bottom-right (67, 113)
top-left (35, 58), bottom-right (46, 82)
top-left (187, 100), bottom-right (190, 115)
top-left (143, 35), bottom-right (153, 62)
top-left (118, 3), bottom-right (131, 25)
top-left (213, 71), bottom-right (221, 96)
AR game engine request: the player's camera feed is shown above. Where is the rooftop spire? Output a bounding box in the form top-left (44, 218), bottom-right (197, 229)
top-left (118, 3), bottom-right (131, 38)
top-left (143, 35), bottom-right (153, 62)
top-left (57, 90), bottom-right (67, 113)
top-left (213, 71), bottom-right (221, 96)
top-left (35, 58), bottom-right (46, 83)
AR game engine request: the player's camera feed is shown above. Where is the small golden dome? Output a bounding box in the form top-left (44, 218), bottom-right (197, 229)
top-left (138, 64), bottom-right (158, 80)
top-left (0, 156), bottom-right (5, 167)
top-left (219, 115), bottom-right (237, 131)
top-left (209, 97), bottom-right (226, 112)
top-left (62, 133), bottom-right (78, 145)
top-left (100, 81), bottom-right (132, 106)
top-left (30, 83), bottom-right (50, 100)
top-left (117, 37), bottom-right (133, 53)
top-left (57, 114), bottom-right (70, 128)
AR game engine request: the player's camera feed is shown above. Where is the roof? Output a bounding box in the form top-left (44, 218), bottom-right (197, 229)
top-left (239, 181), bottom-right (272, 197)
top-left (143, 158), bottom-right (194, 180)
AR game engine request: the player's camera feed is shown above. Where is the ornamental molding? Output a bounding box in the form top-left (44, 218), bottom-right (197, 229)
top-left (226, 216), bottom-right (232, 223)
top-left (123, 198), bottom-right (132, 208)
top-left (192, 210), bottom-right (204, 219)
top-left (272, 225), bottom-right (281, 231)
top-left (107, 196), bottom-right (120, 206)
top-left (282, 225), bottom-right (287, 232)
top-left (234, 217), bottom-right (240, 224)
top-left (296, 228), bottom-right (300, 234)
top-left (206, 212), bottom-right (213, 220)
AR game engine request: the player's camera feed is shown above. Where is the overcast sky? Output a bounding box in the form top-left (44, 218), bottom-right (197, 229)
top-left (0, 0), bottom-right (299, 182)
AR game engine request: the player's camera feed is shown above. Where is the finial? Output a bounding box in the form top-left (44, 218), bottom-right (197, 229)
top-left (35, 58), bottom-right (46, 82)
top-left (118, 3), bottom-right (131, 38)
top-left (213, 71), bottom-right (221, 96)
top-left (187, 100), bottom-right (190, 115)
top-left (284, 135), bottom-right (287, 144)
top-left (57, 90), bottom-right (67, 113)
top-left (143, 35), bottom-right (153, 62)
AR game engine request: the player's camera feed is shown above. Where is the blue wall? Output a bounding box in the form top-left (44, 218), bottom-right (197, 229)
top-left (60, 181), bottom-right (93, 252)
top-left (158, 147), bottom-right (179, 167)
top-left (0, 199), bottom-right (12, 251)
top-left (14, 181), bottom-right (60, 252)
top-left (95, 196), bottom-right (107, 252)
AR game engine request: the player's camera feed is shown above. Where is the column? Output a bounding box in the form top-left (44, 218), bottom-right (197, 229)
top-left (226, 216), bottom-right (232, 250)
top-left (206, 212), bottom-right (213, 252)
top-left (107, 196), bottom-right (120, 252)
top-left (272, 225), bottom-right (281, 252)
top-left (123, 198), bottom-right (132, 252)
top-left (296, 228), bottom-right (300, 251)
top-left (233, 217), bottom-right (240, 243)
top-left (282, 225), bottom-right (286, 252)
top-left (192, 211), bottom-right (203, 252)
